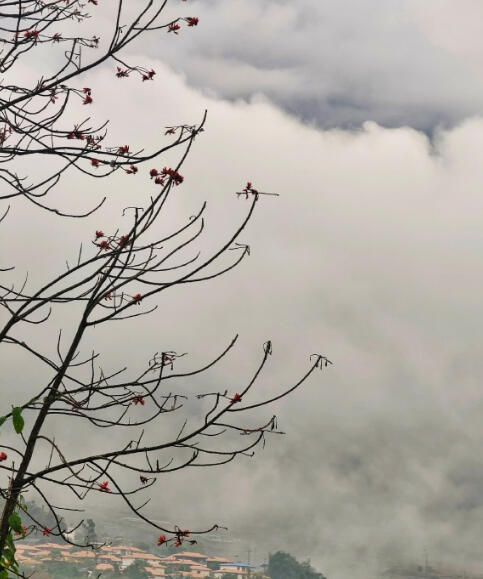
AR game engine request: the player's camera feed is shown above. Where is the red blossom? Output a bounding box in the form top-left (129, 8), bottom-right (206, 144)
top-left (67, 130), bottom-right (85, 140)
top-left (42, 527), bottom-right (51, 536)
top-left (132, 293), bottom-right (142, 304)
top-left (140, 476), bottom-right (148, 485)
top-left (174, 540), bottom-right (182, 547)
top-left (83, 87), bottom-right (91, 94)
top-left (52, 33), bottom-right (62, 42)
top-left (95, 230), bottom-right (104, 239)
top-left (162, 353), bottom-right (176, 368)
top-left (86, 135), bottom-right (101, 148)
top-left (131, 395), bottom-right (145, 406)
top-left (118, 235), bottom-right (130, 248)
top-left (126, 165), bottom-right (138, 174)
top-left (104, 292), bottom-right (112, 301)
top-left (97, 240), bottom-right (110, 251)
top-left (230, 393), bottom-right (242, 404)
top-left (83, 94), bottom-right (93, 105)
top-left (150, 168), bottom-right (159, 178)
top-left (168, 23), bottom-right (181, 34)
top-left (142, 69), bottom-right (156, 81)
top-left (165, 127), bottom-right (176, 135)
top-left (90, 158), bottom-right (99, 167)
top-left (24, 29), bottom-right (39, 39)
top-left (154, 176), bottom-right (165, 185)
top-left (157, 535), bottom-right (167, 546)
top-left (88, 0), bottom-right (98, 4)
top-left (161, 167), bottom-right (183, 185)
top-left (186, 17), bottom-right (199, 26)
top-left (98, 481), bottom-right (112, 493)
top-left (118, 144), bottom-right (129, 156)
top-left (242, 181), bottom-right (258, 199)
top-left (0, 452), bottom-right (7, 462)
top-left (116, 67), bottom-right (129, 78)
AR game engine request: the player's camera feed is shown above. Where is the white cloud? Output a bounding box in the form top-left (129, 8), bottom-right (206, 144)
top-left (4, 51), bottom-right (483, 577)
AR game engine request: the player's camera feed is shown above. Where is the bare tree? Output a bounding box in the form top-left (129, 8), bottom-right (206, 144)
top-left (0, 1), bottom-right (331, 577)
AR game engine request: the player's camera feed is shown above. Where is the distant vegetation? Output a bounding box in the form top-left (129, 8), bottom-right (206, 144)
top-left (268, 551), bottom-right (327, 579)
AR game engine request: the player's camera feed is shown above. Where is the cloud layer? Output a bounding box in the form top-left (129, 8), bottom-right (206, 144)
top-left (4, 5), bottom-right (483, 576)
top-left (147, 0), bottom-right (483, 132)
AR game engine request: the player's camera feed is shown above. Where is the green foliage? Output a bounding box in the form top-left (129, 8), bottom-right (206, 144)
top-left (41, 560), bottom-right (82, 578)
top-left (1, 528), bottom-right (19, 576)
top-left (11, 407), bottom-right (24, 434)
top-left (207, 561), bottom-right (220, 570)
top-left (7, 513), bottom-right (22, 534)
top-left (222, 573), bottom-right (239, 579)
top-left (268, 551), bottom-right (327, 579)
top-left (123, 559), bottom-right (150, 578)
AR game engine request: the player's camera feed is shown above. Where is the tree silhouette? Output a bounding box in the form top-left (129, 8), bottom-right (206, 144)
top-left (268, 552), bottom-right (327, 579)
top-left (0, 1), bottom-right (331, 577)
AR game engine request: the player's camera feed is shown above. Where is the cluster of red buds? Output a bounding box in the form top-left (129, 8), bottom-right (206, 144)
top-left (98, 480), bottom-right (112, 493)
top-left (67, 129), bottom-right (85, 140)
top-left (94, 232), bottom-right (110, 250)
top-left (131, 395), bottom-right (145, 406)
top-left (81, 87), bottom-right (93, 105)
top-left (157, 528), bottom-right (197, 548)
top-left (86, 134), bottom-right (103, 149)
top-left (115, 66), bottom-right (156, 82)
top-left (0, 452), bottom-right (7, 462)
top-left (165, 124), bottom-right (201, 137)
top-left (168, 17), bottom-right (199, 34)
top-left (149, 167), bottom-right (184, 186)
top-left (14, 29), bottom-right (40, 41)
top-left (132, 293), bottom-right (143, 305)
top-left (241, 181), bottom-right (258, 199)
top-left (67, 129), bottom-right (102, 145)
top-left (229, 393), bottom-right (242, 404)
top-left (92, 231), bottom-right (131, 252)
top-left (174, 528), bottom-right (192, 547)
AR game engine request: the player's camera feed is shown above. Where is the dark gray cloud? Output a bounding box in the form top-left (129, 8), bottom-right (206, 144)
top-left (145, 0), bottom-right (483, 132)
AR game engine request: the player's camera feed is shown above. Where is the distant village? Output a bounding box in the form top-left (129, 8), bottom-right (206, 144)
top-left (15, 544), bottom-right (262, 578)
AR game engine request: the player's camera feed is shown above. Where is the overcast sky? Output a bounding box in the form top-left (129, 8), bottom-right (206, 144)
top-left (151, 0), bottom-right (483, 133)
top-left (3, 2), bottom-right (483, 578)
